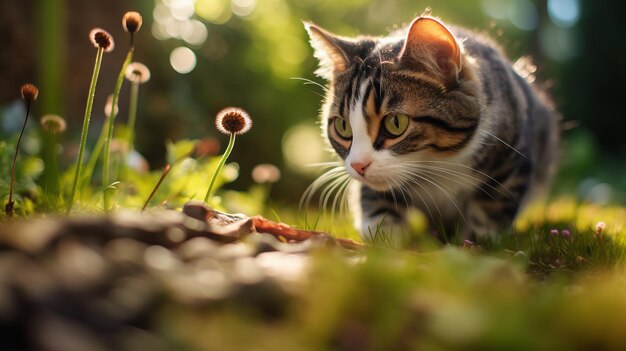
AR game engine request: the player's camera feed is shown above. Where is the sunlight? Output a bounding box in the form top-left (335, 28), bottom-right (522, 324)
top-left (548, 0), bottom-right (580, 28)
top-left (170, 46), bottom-right (197, 74)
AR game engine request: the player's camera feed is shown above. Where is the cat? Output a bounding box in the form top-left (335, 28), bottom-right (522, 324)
top-left (304, 14), bottom-right (559, 243)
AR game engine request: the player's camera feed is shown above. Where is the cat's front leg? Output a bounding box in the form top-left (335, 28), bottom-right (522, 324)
top-left (465, 193), bottom-right (520, 239)
top-left (352, 184), bottom-right (410, 245)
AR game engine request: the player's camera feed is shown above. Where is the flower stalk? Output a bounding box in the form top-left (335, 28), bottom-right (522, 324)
top-left (203, 107), bottom-right (252, 204)
top-left (6, 84), bottom-right (38, 216)
top-left (142, 164), bottom-right (171, 211)
top-left (82, 95), bottom-right (117, 189)
top-left (102, 48), bottom-right (133, 212)
top-left (204, 133), bottom-right (236, 203)
top-left (124, 62), bottom-right (150, 155)
top-left (102, 11), bottom-right (142, 212)
top-left (66, 28), bottom-right (113, 215)
top-left (66, 47), bottom-right (105, 215)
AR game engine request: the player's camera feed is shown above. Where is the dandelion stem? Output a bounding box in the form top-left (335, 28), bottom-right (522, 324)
top-left (127, 81), bottom-right (139, 153)
top-left (5, 101), bottom-right (31, 216)
top-left (82, 118), bottom-right (109, 188)
top-left (103, 47), bottom-right (134, 212)
top-left (204, 133), bottom-right (235, 204)
top-left (142, 164), bottom-right (171, 211)
top-left (66, 47), bottom-right (104, 215)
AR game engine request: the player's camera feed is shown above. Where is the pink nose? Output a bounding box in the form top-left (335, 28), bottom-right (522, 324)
top-left (350, 162), bottom-right (371, 176)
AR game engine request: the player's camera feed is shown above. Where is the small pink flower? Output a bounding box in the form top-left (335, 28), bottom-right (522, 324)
top-left (550, 229), bottom-right (559, 236)
top-left (562, 229), bottom-right (571, 237)
top-left (596, 221), bottom-right (606, 234)
top-left (463, 240), bottom-right (474, 247)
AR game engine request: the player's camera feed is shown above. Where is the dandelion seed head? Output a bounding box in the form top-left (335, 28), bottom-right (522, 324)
top-left (40, 114), bottom-right (67, 133)
top-left (20, 83), bottom-right (39, 102)
top-left (125, 62), bottom-right (151, 84)
top-left (89, 28), bottom-right (115, 52)
top-left (122, 11), bottom-right (143, 33)
top-left (215, 107), bottom-right (252, 135)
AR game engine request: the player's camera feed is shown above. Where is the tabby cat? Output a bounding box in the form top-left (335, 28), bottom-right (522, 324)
top-left (305, 14), bottom-right (559, 242)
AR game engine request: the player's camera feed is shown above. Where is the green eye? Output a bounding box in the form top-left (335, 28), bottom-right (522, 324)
top-left (334, 117), bottom-right (353, 139)
top-left (384, 114), bottom-right (410, 136)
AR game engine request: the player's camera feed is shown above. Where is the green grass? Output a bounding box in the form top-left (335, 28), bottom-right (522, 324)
top-left (284, 198), bottom-right (626, 275)
top-left (163, 198), bottom-right (626, 350)
top-left (5, 130), bottom-right (626, 349)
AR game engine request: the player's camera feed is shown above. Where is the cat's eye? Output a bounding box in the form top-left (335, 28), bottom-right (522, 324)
top-left (383, 114), bottom-right (410, 137)
top-left (333, 117), bottom-right (353, 139)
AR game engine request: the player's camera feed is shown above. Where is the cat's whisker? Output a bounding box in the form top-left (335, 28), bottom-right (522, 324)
top-left (387, 173), bottom-right (411, 208)
top-left (290, 77), bottom-right (330, 93)
top-left (384, 179), bottom-right (399, 209)
top-left (415, 171), bottom-right (468, 226)
top-left (405, 164), bottom-right (497, 201)
top-left (299, 166), bottom-right (347, 211)
top-left (304, 161), bottom-right (343, 168)
top-left (290, 77), bottom-right (341, 102)
top-left (318, 172), bottom-right (349, 210)
top-left (391, 167), bottom-right (439, 221)
top-left (397, 168), bottom-right (468, 225)
top-left (321, 174), bottom-right (349, 214)
top-left (331, 176), bottom-right (352, 223)
top-left (404, 160), bottom-right (518, 203)
top-left (480, 130), bottom-right (529, 160)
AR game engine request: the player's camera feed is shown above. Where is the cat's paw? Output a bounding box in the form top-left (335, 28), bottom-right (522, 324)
top-left (359, 216), bottom-right (409, 247)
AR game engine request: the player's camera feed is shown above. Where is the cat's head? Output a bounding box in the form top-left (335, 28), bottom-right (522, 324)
top-left (306, 16), bottom-right (482, 192)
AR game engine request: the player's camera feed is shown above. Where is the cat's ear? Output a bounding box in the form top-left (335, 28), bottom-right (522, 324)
top-left (398, 17), bottom-right (462, 85)
top-left (304, 22), bottom-right (355, 80)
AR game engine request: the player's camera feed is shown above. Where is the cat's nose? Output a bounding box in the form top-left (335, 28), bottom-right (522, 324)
top-left (350, 162), bottom-right (371, 176)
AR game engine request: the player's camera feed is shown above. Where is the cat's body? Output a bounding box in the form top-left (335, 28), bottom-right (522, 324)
top-left (305, 16), bottom-right (559, 242)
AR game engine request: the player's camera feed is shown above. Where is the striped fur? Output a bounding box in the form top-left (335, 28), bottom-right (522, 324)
top-left (305, 16), bottom-right (559, 242)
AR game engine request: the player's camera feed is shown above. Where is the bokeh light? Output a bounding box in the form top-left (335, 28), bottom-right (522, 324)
top-left (508, 0), bottom-right (538, 31)
top-left (282, 124), bottom-right (331, 174)
top-left (196, 0), bottom-right (232, 24)
top-left (232, 0), bottom-right (256, 17)
top-left (152, 0), bottom-right (208, 46)
top-left (481, 0), bottom-right (509, 20)
top-left (547, 0), bottom-right (580, 28)
top-left (539, 24), bottom-right (577, 62)
top-left (181, 19), bottom-right (208, 46)
top-left (169, 0), bottom-right (195, 20)
top-left (170, 46), bottom-right (197, 74)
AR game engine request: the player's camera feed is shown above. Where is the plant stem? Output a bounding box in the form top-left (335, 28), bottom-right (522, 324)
top-left (142, 164), bottom-right (171, 211)
top-left (5, 100), bottom-right (31, 216)
top-left (66, 47), bottom-right (104, 215)
top-left (127, 81), bottom-right (139, 152)
top-left (102, 48), bottom-right (134, 212)
top-left (82, 117), bottom-right (109, 188)
top-left (204, 133), bottom-right (235, 204)
top-left (122, 81), bottom-right (140, 179)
